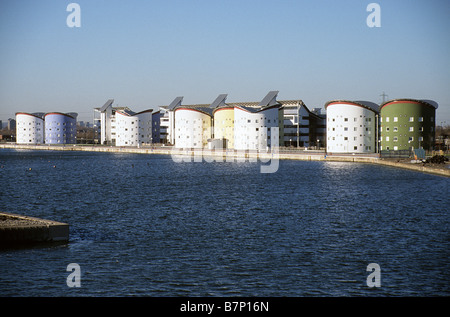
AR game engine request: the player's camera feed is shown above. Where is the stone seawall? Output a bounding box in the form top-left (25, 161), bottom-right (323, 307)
top-left (1, 144), bottom-right (449, 177)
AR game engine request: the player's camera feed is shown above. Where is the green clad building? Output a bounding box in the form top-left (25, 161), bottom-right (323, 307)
top-left (379, 99), bottom-right (438, 151)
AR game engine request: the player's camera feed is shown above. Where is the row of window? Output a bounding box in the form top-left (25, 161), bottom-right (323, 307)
top-left (381, 136), bottom-right (423, 142)
top-left (328, 115), bottom-right (369, 122)
top-left (381, 116), bottom-right (432, 122)
top-left (329, 126), bottom-right (372, 131)
top-left (328, 145), bottom-right (372, 151)
top-left (17, 122), bottom-right (42, 125)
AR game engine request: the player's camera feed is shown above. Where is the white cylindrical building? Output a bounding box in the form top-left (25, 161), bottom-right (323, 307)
top-left (325, 100), bottom-right (379, 153)
top-left (15, 112), bottom-right (45, 144)
top-left (234, 105), bottom-right (283, 150)
top-left (174, 107), bottom-right (213, 148)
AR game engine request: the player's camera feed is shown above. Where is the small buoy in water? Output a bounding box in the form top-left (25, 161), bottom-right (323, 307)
top-left (28, 167), bottom-right (32, 171)
top-left (53, 165), bottom-right (56, 168)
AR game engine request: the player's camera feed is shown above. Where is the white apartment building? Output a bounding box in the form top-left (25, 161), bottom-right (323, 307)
top-left (174, 106), bottom-right (213, 149)
top-left (94, 99), bottom-right (153, 146)
top-left (115, 109), bottom-right (152, 146)
top-left (325, 100), bottom-right (379, 153)
top-left (15, 112), bottom-right (45, 144)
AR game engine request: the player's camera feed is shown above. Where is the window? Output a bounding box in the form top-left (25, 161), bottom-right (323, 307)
top-left (393, 137), bottom-right (398, 142)
top-left (394, 117), bottom-right (398, 122)
top-left (409, 127), bottom-right (414, 132)
top-left (386, 117), bottom-right (389, 122)
top-left (344, 127), bottom-right (348, 131)
top-left (409, 117), bottom-right (414, 122)
top-left (386, 136), bottom-right (390, 141)
top-left (344, 118), bottom-right (348, 122)
top-left (344, 137), bottom-right (348, 141)
top-left (418, 117), bottom-right (423, 122)
top-left (409, 137), bottom-right (414, 142)
top-left (393, 127), bottom-right (398, 132)
top-left (354, 146), bottom-right (357, 150)
top-left (419, 137), bottom-right (423, 141)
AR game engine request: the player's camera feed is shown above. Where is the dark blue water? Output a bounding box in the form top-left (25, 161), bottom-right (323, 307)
top-left (0, 149), bottom-right (448, 296)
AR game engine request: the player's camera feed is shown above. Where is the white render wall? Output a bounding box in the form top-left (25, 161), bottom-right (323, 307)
top-left (15, 113), bottom-right (44, 144)
top-left (115, 111), bottom-right (152, 146)
top-left (234, 106), bottom-right (280, 150)
top-left (326, 102), bottom-right (376, 153)
top-left (174, 108), bottom-right (212, 148)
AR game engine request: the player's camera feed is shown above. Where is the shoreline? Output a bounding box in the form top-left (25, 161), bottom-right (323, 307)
top-left (1, 143), bottom-right (449, 177)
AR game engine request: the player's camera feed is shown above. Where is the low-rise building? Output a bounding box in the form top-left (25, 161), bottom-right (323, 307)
top-left (15, 112), bottom-right (45, 144)
top-left (44, 112), bottom-right (78, 144)
top-left (325, 100), bottom-right (379, 153)
top-left (379, 99), bottom-right (438, 151)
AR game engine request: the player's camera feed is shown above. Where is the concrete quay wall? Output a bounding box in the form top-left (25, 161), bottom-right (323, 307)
top-left (0, 212), bottom-right (69, 244)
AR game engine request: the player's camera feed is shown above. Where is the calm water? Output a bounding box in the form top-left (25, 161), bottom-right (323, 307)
top-left (0, 149), bottom-right (448, 296)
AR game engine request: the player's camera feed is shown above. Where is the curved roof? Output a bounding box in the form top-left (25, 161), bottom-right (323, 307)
top-left (16, 112), bottom-right (45, 119)
top-left (116, 109), bottom-right (153, 116)
top-left (380, 98), bottom-right (438, 111)
top-left (212, 105), bottom-right (234, 115)
top-left (234, 104), bottom-right (281, 113)
top-left (44, 112), bottom-right (78, 119)
top-left (325, 100), bottom-right (379, 113)
top-left (174, 106), bottom-right (214, 117)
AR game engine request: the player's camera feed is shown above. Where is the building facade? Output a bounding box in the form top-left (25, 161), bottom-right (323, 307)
top-left (152, 111), bottom-right (161, 144)
top-left (234, 105), bottom-right (284, 150)
top-left (15, 112), bottom-right (45, 144)
top-left (282, 101), bottom-right (326, 148)
top-left (44, 112), bottom-right (77, 144)
top-left (115, 109), bottom-right (152, 146)
top-left (379, 99), bottom-right (438, 151)
top-left (174, 107), bottom-right (213, 148)
top-left (325, 100), bottom-right (378, 153)
top-left (94, 99), bottom-right (154, 146)
top-left (212, 106), bottom-right (235, 149)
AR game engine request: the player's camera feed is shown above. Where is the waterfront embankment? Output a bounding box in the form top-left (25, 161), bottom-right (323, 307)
top-left (1, 143), bottom-right (449, 177)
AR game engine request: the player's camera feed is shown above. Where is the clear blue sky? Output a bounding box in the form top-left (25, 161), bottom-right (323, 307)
top-left (1, 0), bottom-right (449, 124)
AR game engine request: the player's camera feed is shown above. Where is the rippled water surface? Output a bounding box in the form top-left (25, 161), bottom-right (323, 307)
top-left (0, 149), bottom-right (449, 296)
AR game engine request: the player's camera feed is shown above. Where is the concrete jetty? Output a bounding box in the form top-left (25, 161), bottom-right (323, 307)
top-left (0, 212), bottom-right (69, 245)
